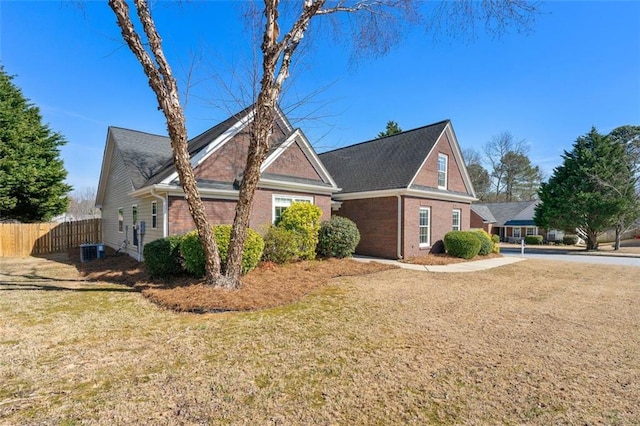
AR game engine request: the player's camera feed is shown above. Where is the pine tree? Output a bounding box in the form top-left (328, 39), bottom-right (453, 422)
top-left (377, 121), bottom-right (402, 138)
top-left (0, 67), bottom-right (71, 222)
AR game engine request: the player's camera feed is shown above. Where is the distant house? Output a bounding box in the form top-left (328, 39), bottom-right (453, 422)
top-left (95, 106), bottom-right (339, 260)
top-left (470, 200), bottom-right (561, 242)
top-left (319, 120), bottom-right (476, 259)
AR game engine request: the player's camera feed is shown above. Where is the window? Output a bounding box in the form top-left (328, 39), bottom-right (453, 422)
top-left (452, 209), bottom-right (461, 231)
top-left (437, 154), bottom-right (448, 189)
top-left (118, 208), bottom-right (123, 232)
top-left (272, 195), bottom-right (313, 224)
top-left (132, 205), bottom-right (138, 247)
top-left (151, 201), bottom-right (158, 229)
top-left (419, 207), bottom-right (431, 247)
top-left (512, 227), bottom-right (521, 238)
top-left (526, 227), bottom-right (536, 236)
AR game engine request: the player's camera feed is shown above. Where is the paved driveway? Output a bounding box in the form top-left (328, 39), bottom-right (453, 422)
top-left (501, 248), bottom-right (640, 267)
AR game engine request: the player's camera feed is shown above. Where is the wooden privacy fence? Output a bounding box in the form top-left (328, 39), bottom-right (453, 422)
top-left (0, 219), bottom-right (102, 257)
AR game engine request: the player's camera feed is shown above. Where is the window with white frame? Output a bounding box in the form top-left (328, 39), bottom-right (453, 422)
top-left (118, 208), bottom-right (123, 232)
top-left (151, 201), bottom-right (158, 229)
top-left (272, 195), bottom-right (313, 224)
top-left (419, 207), bottom-right (431, 247)
top-left (526, 226), bottom-right (536, 236)
top-left (512, 227), bottom-right (521, 238)
top-left (452, 209), bottom-right (461, 231)
top-left (437, 154), bottom-right (448, 189)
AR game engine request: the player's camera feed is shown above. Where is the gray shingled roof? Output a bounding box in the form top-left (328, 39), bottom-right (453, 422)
top-left (108, 127), bottom-right (173, 190)
top-left (473, 201), bottom-right (538, 227)
top-left (145, 106), bottom-right (254, 185)
top-left (470, 204), bottom-right (497, 223)
top-left (318, 120), bottom-right (449, 193)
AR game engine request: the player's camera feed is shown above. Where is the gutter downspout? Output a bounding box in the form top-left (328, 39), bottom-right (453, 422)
top-left (150, 188), bottom-right (168, 238)
top-left (396, 194), bottom-right (403, 259)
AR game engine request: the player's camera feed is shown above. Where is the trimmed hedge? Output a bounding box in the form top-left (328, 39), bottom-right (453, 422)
top-left (278, 202), bottom-right (322, 260)
top-left (563, 235), bottom-right (579, 246)
top-left (525, 235), bottom-right (544, 245)
top-left (317, 216), bottom-right (361, 259)
top-left (474, 230), bottom-right (494, 255)
top-left (491, 234), bottom-right (500, 253)
top-left (444, 231), bottom-right (481, 259)
top-left (262, 226), bottom-right (304, 264)
top-left (181, 225), bottom-right (264, 277)
top-left (143, 235), bottom-right (184, 277)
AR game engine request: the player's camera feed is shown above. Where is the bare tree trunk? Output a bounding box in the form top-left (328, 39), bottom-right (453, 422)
top-left (614, 223), bottom-right (622, 250)
top-left (109, 0), bottom-right (222, 285)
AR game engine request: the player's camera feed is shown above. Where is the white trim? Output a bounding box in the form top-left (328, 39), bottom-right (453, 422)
top-left (397, 195), bottom-right (403, 259)
top-left (272, 194), bottom-right (314, 224)
top-left (151, 201), bottom-right (158, 229)
top-left (261, 128), bottom-right (339, 189)
top-left (437, 153), bottom-right (448, 190)
top-left (332, 187), bottom-right (477, 203)
top-left (419, 206), bottom-right (431, 247)
top-left (150, 188), bottom-right (167, 238)
top-left (452, 208), bottom-right (461, 231)
top-left (258, 178), bottom-right (338, 195)
top-left (406, 122), bottom-right (477, 199)
top-left (161, 109), bottom-right (256, 184)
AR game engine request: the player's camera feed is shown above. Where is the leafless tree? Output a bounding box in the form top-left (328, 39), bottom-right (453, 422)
top-left (108, 0), bottom-right (540, 288)
top-left (66, 187), bottom-right (101, 221)
top-left (484, 131), bottom-right (528, 201)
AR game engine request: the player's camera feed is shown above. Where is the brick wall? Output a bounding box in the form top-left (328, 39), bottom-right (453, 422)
top-left (413, 132), bottom-right (470, 194)
top-left (265, 141), bottom-right (323, 181)
top-left (168, 190), bottom-right (332, 236)
top-left (335, 197), bottom-right (399, 259)
top-left (401, 197), bottom-right (471, 259)
top-left (470, 209), bottom-right (492, 233)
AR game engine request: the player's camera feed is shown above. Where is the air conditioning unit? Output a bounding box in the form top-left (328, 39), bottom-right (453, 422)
top-left (80, 243), bottom-right (106, 262)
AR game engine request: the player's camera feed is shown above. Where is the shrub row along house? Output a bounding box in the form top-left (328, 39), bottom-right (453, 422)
top-left (96, 106), bottom-right (476, 260)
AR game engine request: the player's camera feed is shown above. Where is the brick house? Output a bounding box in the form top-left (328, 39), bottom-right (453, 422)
top-left (470, 201), bottom-right (558, 242)
top-left (319, 120), bottom-right (477, 259)
top-left (95, 106), bottom-right (339, 260)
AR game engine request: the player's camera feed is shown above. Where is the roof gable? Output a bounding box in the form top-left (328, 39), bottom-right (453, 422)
top-left (319, 120), bottom-right (450, 193)
top-left (474, 201), bottom-right (539, 226)
top-left (96, 127), bottom-right (172, 205)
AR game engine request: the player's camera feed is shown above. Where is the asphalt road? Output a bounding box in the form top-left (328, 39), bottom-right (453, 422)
top-left (501, 247), bottom-right (640, 267)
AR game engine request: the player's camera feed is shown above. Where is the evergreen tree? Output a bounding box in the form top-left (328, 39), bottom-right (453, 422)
top-left (534, 127), bottom-right (634, 250)
top-left (377, 120), bottom-right (402, 138)
top-left (0, 67), bottom-right (71, 222)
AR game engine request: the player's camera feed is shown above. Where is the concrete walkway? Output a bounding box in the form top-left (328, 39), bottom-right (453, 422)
top-left (352, 255), bottom-right (525, 273)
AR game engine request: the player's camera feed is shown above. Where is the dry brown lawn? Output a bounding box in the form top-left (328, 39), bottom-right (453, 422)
top-left (0, 255), bottom-right (638, 425)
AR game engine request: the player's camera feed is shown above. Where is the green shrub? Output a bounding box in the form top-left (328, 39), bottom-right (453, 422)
top-left (563, 235), bottom-right (579, 245)
top-left (262, 226), bottom-right (304, 264)
top-left (317, 216), bottom-right (361, 258)
top-left (491, 234), bottom-right (500, 253)
top-left (143, 235), bottom-right (184, 277)
top-left (525, 235), bottom-right (544, 245)
top-left (444, 231), bottom-right (481, 260)
top-left (180, 225), bottom-right (264, 277)
top-left (278, 202), bottom-right (322, 260)
top-left (474, 230), bottom-right (494, 256)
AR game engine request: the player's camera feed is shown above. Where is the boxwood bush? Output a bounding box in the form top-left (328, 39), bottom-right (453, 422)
top-left (181, 225), bottom-right (264, 277)
top-left (143, 235), bottom-right (184, 277)
top-left (444, 231), bottom-right (481, 259)
top-left (525, 235), bottom-right (544, 245)
top-left (563, 234), bottom-right (579, 245)
top-left (317, 216), bottom-right (361, 258)
top-left (278, 202), bottom-right (322, 260)
top-left (262, 226), bottom-right (304, 264)
top-left (474, 230), bottom-right (494, 256)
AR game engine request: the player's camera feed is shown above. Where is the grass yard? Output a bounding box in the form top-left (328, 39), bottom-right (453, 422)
top-left (0, 256), bottom-right (638, 424)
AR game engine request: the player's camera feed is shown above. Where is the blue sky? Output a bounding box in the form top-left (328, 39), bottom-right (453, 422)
top-left (1, 1), bottom-right (639, 193)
